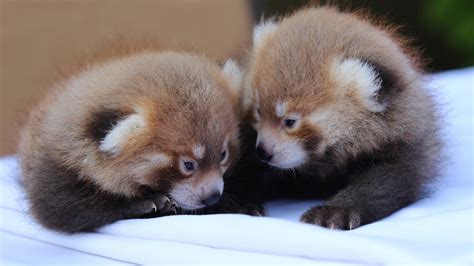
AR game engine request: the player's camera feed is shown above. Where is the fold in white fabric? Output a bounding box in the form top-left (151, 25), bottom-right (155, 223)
top-left (1, 68), bottom-right (472, 264)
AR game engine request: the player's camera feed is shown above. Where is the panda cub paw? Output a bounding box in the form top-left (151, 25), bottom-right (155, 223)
top-left (300, 206), bottom-right (363, 230)
top-left (128, 196), bottom-right (179, 218)
top-left (238, 203), bottom-right (266, 217)
top-left (154, 195), bottom-right (179, 215)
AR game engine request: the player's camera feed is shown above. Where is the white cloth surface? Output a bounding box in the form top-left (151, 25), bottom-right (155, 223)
top-left (1, 68), bottom-right (473, 264)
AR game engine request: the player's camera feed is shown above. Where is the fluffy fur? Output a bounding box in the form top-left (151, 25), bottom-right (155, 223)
top-left (240, 7), bottom-right (441, 229)
top-left (18, 47), bottom-right (243, 233)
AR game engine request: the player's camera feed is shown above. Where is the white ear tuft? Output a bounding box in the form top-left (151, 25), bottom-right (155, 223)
top-left (99, 113), bottom-right (146, 156)
top-left (222, 59), bottom-right (243, 92)
top-left (332, 58), bottom-right (386, 112)
top-left (253, 20), bottom-right (278, 50)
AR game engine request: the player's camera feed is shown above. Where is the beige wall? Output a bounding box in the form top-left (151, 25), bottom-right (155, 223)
top-left (0, 0), bottom-right (252, 155)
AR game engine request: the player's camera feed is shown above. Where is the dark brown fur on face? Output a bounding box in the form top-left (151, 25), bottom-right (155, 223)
top-left (18, 46), bottom-right (243, 233)
top-left (241, 6), bottom-right (442, 230)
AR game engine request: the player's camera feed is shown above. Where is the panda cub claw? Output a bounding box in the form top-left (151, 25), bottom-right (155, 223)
top-left (127, 200), bottom-right (158, 218)
top-left (129, 196), bottom-right (179, 218)
top-left (154, 195), bottom-right (179, 215)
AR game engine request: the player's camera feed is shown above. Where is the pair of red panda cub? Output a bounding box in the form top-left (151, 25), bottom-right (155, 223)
top-left (19, 7), bottom-right (440, 233)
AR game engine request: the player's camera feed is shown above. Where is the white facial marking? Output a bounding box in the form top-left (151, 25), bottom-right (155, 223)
top-left (193, 144), bottom-right (205, 159)
top-left (99, 113), bottom-right (145, 156)
top-left (275, 101), bottom-right (287, 117)
top-left (258, 126), bottom-right (307, 169)
top-left (253, 20), bottom-right (278, 50)
top-left (270, 139), bottom-right (307, 169)
top-left (170, 172), bottom-right (223, 210)
top-left (331, 58), bottom-right (385, 112)
top-left (222, 59), bottom-right (242, 91)
top-left (169, 178), bottom-right (197, 210)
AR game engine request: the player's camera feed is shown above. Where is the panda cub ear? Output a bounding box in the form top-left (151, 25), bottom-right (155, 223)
top-left (99, 113), bottom-right (146, 156)
top-left (331, 58), bottom-right (389, 112)
top-left (222, 59), bottom-right (242, 91)
top-left (253, 20), bottom-right (278, 51)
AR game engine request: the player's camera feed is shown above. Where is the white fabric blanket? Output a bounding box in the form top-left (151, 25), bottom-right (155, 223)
top-left (1, 68), bottom-right (473, 264)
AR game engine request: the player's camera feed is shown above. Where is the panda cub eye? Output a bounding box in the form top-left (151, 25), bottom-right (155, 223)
top-left (284, 119), bottom-right (296, 128)
top-left (184, 161), bottom-right (195, 171)
top-left (220, 150), bottom-right (227, 162)
top-left (179, 157), bottom-right (197, 175)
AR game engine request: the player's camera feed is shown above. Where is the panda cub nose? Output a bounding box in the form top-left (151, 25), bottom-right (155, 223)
top-left (201, 191), bottom-right (221, 206)
top-left (256, 145), bottom-right (273, 163)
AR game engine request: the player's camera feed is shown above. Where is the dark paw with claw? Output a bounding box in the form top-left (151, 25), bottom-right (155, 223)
top-left (130, 196), bottom-right (179, 218)
top-left (300, 206), bottom-right (363, 230)
top-left (126, 200), bottom-right (159, 218)
top-left (154, 195), bottom-right (179, 215)
top-left (239, 204), bottom-right (266, 217)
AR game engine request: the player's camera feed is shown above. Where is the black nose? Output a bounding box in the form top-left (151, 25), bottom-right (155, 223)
top-left (256, 145), bottom-right (273, 163)
top-left (201, 192), bottom-right (221, 206)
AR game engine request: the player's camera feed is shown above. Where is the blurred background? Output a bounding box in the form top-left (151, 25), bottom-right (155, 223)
top-left (251, 0), bottom-right (474, 71)
top-left (1, 0), bottom-right (473, 155)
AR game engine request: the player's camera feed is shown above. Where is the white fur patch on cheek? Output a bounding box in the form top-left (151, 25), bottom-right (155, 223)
top-left (99, 113), bottom-right (146, 156)
top-left (253, 20), bottom-right (278, 50)
top-left (170, 176), bottom-right (224, 210)
top-left (331, 58), bottom-right (385, 112)
top-left (272, 140), bottom-right (307, 169)
top-left (170, 179), bottom-right (198, 210)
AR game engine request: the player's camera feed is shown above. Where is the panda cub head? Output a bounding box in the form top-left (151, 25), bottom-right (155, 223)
top-left (247, 7), bottom-right (423, 171)
top-left (84, 52), bottom-right (243, 210)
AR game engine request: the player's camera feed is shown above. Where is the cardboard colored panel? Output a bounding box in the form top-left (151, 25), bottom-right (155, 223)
top-left (0, 0), bottom-right (252, 155)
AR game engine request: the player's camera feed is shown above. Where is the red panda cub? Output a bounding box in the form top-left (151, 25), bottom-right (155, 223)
top-left (18, 48), bottom-right (243, 233)
top-left (246, 7), bottom-right (441, 229)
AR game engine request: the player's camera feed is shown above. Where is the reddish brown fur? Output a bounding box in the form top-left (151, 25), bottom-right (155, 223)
top-left (242, 6), bottom-right (441, 229)
top-left (18, 43), bottom-right (242, 232)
